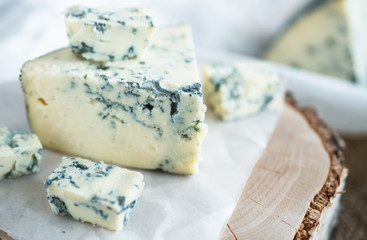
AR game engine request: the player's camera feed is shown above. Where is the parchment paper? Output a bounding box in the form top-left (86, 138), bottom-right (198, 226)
top-left (0, 81), bottom-right (281, 240)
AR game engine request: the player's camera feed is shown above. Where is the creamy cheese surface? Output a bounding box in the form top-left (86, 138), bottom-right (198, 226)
top-left (201, 62), bottom-right (284, 121)
top-left (65, 5), bottom-right (155, 62)
top-left (346, 0), bottom-right (367, 87)
top-left (20, 25), bottom-right (207, 174)
top-left (264, 0), bottom-right (356, 83)
top-left (45, 157), bottom-right (144, 231)
top-left (0, 127), bottom-right (43, 180)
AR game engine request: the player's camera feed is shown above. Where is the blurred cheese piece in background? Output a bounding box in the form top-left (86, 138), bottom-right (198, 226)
top-left (65, 5), bottom-right (155, 62)
top-left (346, 0), bottom-right (367, 87)
top-left (201, 62), bottom-right (284, 121)
top-left (264, 0), bottom-right (367, 87)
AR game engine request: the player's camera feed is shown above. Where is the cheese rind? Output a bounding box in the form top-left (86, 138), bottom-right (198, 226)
top-left (201, 62), bottom-right (284, 121)
top-left (45, 157), bottom-right (144, 231)
top-left (0, 127), bottom-right (43, 180)
top-left (65, 5), bottom-right (155, 62)
top-left (20, 26), bottom-right (207, 175)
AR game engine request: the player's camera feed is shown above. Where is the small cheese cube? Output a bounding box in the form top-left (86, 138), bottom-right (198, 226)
top-left (0, 127), bottom-right (43, 180)
top-left (44, 157), bottom-right (144, 231)
top-left (201, 62), bottom-right (284, 121)
top-left (65, 5), bottom-right (155, 62)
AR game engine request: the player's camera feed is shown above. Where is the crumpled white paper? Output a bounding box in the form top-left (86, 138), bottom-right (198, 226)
top-left (0, 81), bottom-right (281, 240)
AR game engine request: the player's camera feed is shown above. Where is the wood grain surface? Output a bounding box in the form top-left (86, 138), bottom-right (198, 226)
top-left (222, 103), bottom-right (331, 240)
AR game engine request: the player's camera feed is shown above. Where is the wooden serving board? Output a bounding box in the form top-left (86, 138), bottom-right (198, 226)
top-left (222, 96), bottom-right (347, 240)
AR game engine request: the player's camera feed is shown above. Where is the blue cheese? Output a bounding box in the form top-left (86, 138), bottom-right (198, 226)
top-left (20, 25), bottom-right (207, 175)
top-left (0, 127), bottom-right (43, 180)
top-left (346, 0), bottom-right (367, 87)
top-left (264, 0), bottom-right (367, 87)
top-left (44, 157), bottom-right (144, 231)
top-left (65, 5), bottom-right (155, 62)
top-left (201, 62), bottom-right (284, 121)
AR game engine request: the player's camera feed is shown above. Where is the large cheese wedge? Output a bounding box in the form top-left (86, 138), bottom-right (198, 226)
top-left (20, 25), bottom-right (207, 175)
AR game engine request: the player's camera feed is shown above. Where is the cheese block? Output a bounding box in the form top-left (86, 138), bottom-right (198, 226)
top-left (201, 62), bottom-right (284, 121)
top-left (20, 25), bottom-right (207, 175)
top-left (65, 5), bottom-right (155, 62)
top-left (264, 0), bottom-right (367, 87)
top-left (0, 127), bottom-right (43, 180)
top-left (44, 157), bottom-right (144, 231)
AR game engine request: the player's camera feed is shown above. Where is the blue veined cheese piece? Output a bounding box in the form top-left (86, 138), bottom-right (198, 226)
top-left (346, 0), bottom-right (367, 87)
top-left (201, 62), bottom-right (284, 121)
top-left (20, 25), bottom-right (207, 175)
top-left (264, 0), bottom-right (353, 81)
top-left (65, 5), bottom-right (155, 62)
top-left (44, 157), bottom-right (144, 231)
top-left (0, 127), bottom-right (43, 180)
top-left (264, 0), bottom-right (367, 87)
